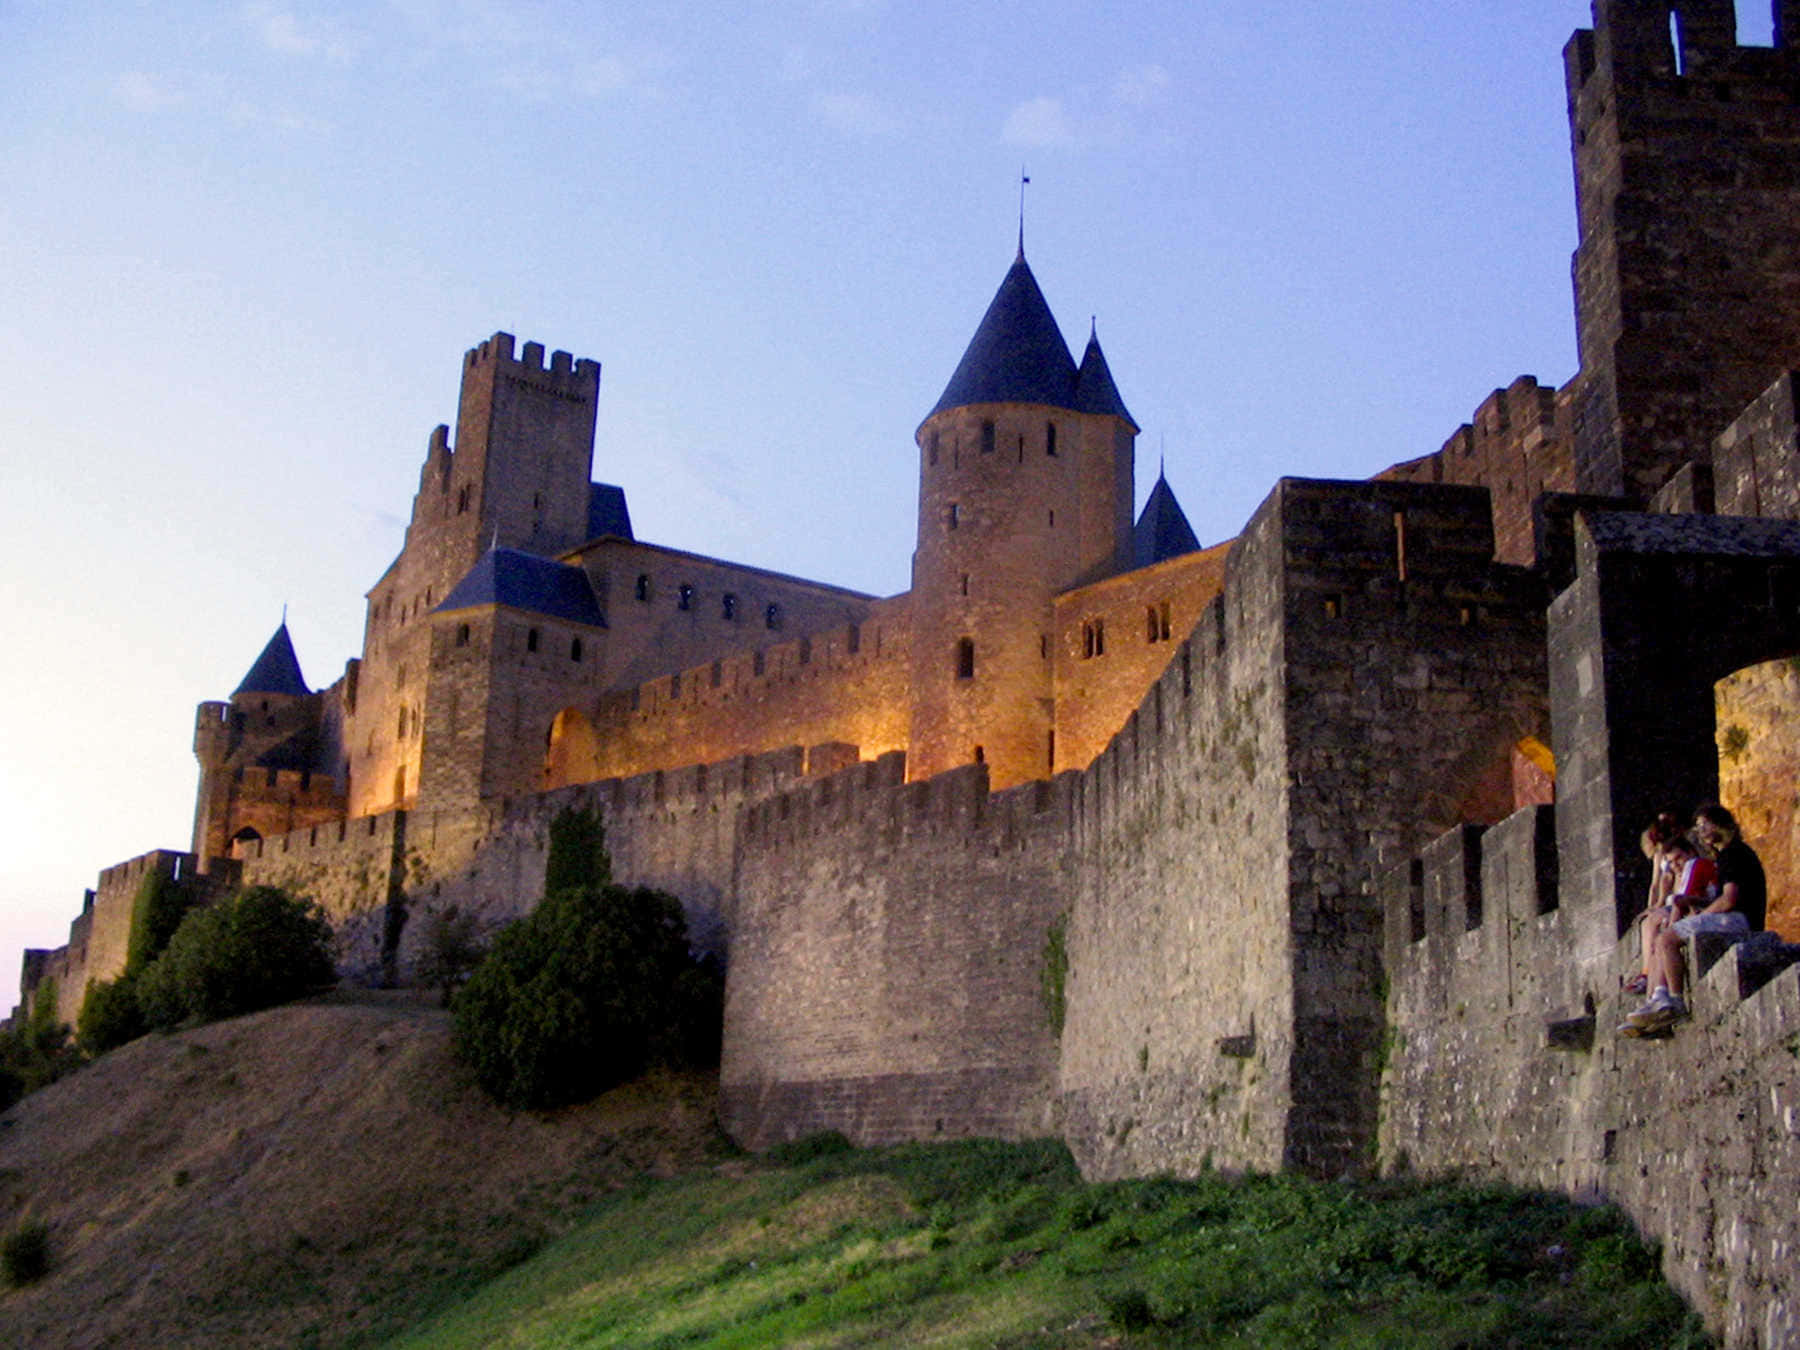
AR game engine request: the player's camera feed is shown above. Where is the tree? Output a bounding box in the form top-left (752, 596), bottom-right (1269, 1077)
top-left (139, 886), bottom-right (335, 1027)
top-left (127, 868), bottom-right (196, 972)
top-left (453, 883), bottom-right (708, 1109)
top-left (544, 806), bottom-right (611, 896)
top-left (77, 971), bottom-right (145, 1056)
top-left (415, 905), bottom-right (484, 1007)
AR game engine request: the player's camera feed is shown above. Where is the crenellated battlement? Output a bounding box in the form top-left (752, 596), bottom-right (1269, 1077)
top-left (463, 330), bottom-right (599, 397)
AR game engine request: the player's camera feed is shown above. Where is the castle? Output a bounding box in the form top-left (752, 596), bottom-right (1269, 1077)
top-left (15, 4), bottom-right (1800, 1344)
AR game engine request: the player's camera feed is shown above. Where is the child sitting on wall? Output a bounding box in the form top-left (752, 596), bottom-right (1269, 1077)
top-left (1620, 804), bottom-right (1765, 1035)
top-left (1625, 812), bottom-right (1695, 997)
top-left (1625, 833), bottom-right (1716, 997)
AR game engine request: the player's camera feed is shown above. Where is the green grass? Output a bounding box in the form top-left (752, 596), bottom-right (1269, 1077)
top-left (384, 1138), bottom-right (1711, 1349)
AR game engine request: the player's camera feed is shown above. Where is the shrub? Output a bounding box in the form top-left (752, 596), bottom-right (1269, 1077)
top-left (415, 905), bottom-right (485, 1007)
top-left (140, 886), bottom-right (335, 1028)
top-left (1, 1220), bottom-right (50, 1286)
top-left (544, 806), bottom-right (611, 895)
top-left (127, 868), bottom-right (196, 972)
top-left (453, 883), bottom-right (713, 1109)
top-left (78, 970), bottom-right (146, 1056)
top-left (0, 981), bottom-right (75, 1108)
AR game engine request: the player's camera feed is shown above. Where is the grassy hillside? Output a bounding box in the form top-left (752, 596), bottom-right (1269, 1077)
top-left (0, 991), bottom-right (726, 1349)
top-left (388, 1136), bottom-right (1711, 1349)
top-left (0, 993), bottom-right (1711, 1349)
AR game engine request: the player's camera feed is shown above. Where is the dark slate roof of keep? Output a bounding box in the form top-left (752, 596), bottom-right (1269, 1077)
top-left (435, 548), bottom-right (606, 627)
top-left (1076, 329), bottom-right (1137, 429)
top-left (234, 623), bottom-right (310, 697)
top-left (929, 254), bottom-right (1138, 429)
top-left (1133, 473), bottom-right (1202, 567)
top-left (587, 482), bottom-right (633, 541)
top-left (930, 255), bottom-right (1081, 418)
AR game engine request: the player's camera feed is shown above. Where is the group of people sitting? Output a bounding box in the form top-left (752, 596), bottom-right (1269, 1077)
top-left (1620, 803), bottom-right (1767, 1036)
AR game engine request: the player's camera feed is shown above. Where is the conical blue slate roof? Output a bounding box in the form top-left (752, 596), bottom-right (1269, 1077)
top-left (234, 623), bottom-right (310, 697)
top-left (1075, 330), bottom-right (1138, 430)
top-left (435, 548), bottom-right (606, 627)
top-left (928, 255), bottom-right (1081, 419)
top-left (1133, 473), bottom-right (1201, 567)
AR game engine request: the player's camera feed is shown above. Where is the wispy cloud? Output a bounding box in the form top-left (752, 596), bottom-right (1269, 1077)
top-left (114, 72), bottom-right (184, 113)
top-left (1113, 63), bottom-right (1170, 109)
top-left (1002, 96), bottom-right (1075, 149)
top-left (812, 91), bottom-right (903, 138)
top-left (243, 3), bottom-right (358, 65)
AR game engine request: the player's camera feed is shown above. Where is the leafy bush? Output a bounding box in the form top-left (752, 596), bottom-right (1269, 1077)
top-left (77, 970), bottom-right (146, 1056)
top-left (138, 886), bottom-right (335, 1028)
top-left (543, 806), bottom-right (611, 895)
top-left (127, 868), bottom-right (196, 972)
top-left (0, 980), bottom-right (76, 1109)
top-left (453, 883), bottom-right (715, 1109)
top-left (415, 906), bottom-right (485, 1007)
top-left (1, 1220), bottom-right (50, 1287)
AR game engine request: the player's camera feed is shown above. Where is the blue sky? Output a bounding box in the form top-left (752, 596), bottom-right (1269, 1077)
top-left (4, 2), bottom-right (1761, 1012)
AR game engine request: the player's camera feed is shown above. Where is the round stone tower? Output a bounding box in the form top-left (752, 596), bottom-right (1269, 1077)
top-left (908, 249), bottom-right (1138, 788)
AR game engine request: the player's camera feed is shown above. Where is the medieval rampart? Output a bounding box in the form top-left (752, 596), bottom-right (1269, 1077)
top-left (1380, 806), bottom-right (1800, 1348)
top-left (721, 754), bottom-right (1073, 1150)
top-left (586, 601), bottom-right (911, 783)
top-left (1060, 477), bottom-right (1551, 1181)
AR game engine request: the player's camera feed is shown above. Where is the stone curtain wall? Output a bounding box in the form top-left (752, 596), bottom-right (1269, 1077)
top-left (720, 756), bottom-right (1071, 1149)
top-left (1050, 541), bottom-right (1231, 776)
top-left (1381, 807), bottom-right (1800, 1349)
top-left (1059, 479), bottom-right (1550, 1181)
top-left (1382, 378), bottom-right (1576, 567)
top-left (240, 814), bottom-right (409, 983)
top-left (1057, 492), bottom-right (1296, 1179)
top-left (18, 851), bottom-right (207, 1025)
top-left (587, 602), bottom-right (912, 785)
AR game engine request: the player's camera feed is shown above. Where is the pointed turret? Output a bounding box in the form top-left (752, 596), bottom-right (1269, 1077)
top-left (928, 255), bottom-right (1081, 421)
top-left (233, 622), bottom-right (309, 698)
top-left (1133, 471), bottom-right (1201, 567)
top-left (1075, 326), bottom-right (1137, 430)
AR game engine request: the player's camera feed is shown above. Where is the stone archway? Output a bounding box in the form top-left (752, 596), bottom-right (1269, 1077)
top-left (543, 707), bottom-right (601, 790)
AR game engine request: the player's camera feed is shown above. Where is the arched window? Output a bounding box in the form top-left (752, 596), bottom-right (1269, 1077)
top-left (766, 603), bottom-right (782, 630)
top-left (635, 574), bottom-right (651, 602)
top-left (570, 636), bottom-right (583, 662)
top-left (1046, 421), bottom-right (1057, 456)
top-left (527, 627), bottom-right (540, 653)
top-left (456, 622), bottom-right (470, 647)
top-left (980, 420), bottom-right (995, 454)
top-left (722, 593), bottom-right (737, 621)
top-left (678, 583), bottom-right (694, 611)
top-left (956, 637), bottom-right (975, 679)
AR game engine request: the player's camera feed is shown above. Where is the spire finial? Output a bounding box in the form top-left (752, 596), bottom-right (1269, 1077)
top-left (1159, 433), bottom-right (1166, 481)
top-left (281, 601), bottom-right (288, 626)
top-left (1090, 315), bottom-right (1097, 341)
top-left (1017, 167), bottom-right (1029, 259)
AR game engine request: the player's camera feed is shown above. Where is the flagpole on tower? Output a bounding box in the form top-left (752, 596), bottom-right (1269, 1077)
top-left (1018, 167), bottom-right (1030, 258)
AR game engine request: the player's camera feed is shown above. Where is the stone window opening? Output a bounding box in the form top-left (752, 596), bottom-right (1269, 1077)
top-left (948, 502), bottom-right (959, 530)
top-left (1040, 633), bottom-right (1049, 660)
top-left (678, 583), bottom-right (694, 611)
top-left (570, 636), bottom-right (583, 661)
top-left (456, 485), bottom-right (470, 514)
top-left (456, 623), bottom-right (470, 646)
top-left (1082, 619), bottom-right (1106, 659)
top-left (635, 574), bottom-right (651, 602)
top-left (928, 431), bottom-right (939, 466)
top-left (1017, 434), bottom-right (1025, 463)
top-left (981, 420), bottom-right (995, 455)
top-left (973, 744), bottom-right (985, 765)
top-left (1323, 595), bottom-right (1341, 621)
top-left (1046, 422), bottom-right (1057, 456)
top-left (722, 592), bottom-right (737, 621)
top-left (957, 637), bottom-right (975, 679)
top-left (847, 623), bottom-right (860, 654)
top-left (961, 574), bottom-right (970, 597)
top-left (1048, 509), bottom-right (1055, 527)
top-left (1146, 603), bottom-right (1170, 643)
top-left (799, 637), bottom-right (812, 665)
top-left (1047, 729), bottom-right (1055, 770)
top-left (766, 603), bottom-right (782, 630)
top-left (397, 708), bottom-right (407, 739)
top-left (527, 627), bottom-right (540, 653)
top-left (670, 672), bottom-right (682, 698)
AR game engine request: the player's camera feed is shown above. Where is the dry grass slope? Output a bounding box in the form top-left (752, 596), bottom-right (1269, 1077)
top-left (0, 990), bottom-right (723, 1350)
